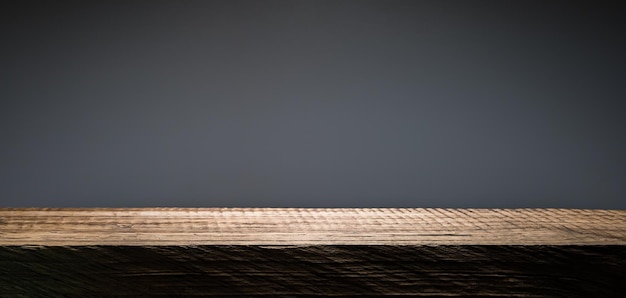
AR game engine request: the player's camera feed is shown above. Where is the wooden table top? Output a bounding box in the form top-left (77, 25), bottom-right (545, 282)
top-left (2, 208), bottom-right (625, 245)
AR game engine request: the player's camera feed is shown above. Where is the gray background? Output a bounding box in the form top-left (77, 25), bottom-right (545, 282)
top-left (1, 0), bottom-right (625, 208)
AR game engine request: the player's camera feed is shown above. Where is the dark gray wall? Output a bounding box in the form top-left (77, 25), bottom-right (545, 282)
top-left (2, 0), bottom-right (625, 208)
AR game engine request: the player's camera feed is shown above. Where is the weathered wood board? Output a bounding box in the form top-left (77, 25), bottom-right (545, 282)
top-left (1, 208), bottom-right (625, 296)
top-left (2, 208), bottom-right (625, 245)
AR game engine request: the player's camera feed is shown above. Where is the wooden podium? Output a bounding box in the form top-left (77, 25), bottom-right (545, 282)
top-left (1, 208), bottom-right (625, 296)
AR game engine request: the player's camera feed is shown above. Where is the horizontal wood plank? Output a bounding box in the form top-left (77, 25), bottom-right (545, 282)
top-left (2, 208), bottom-right (625, 296)
top-left (1, 208), bottom-right (625, 245)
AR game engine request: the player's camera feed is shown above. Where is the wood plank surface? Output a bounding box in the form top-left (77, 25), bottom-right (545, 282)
top-left (1, 208), bottom-right (625, 245)
top-left (1, 208), bottom-right (625, 296)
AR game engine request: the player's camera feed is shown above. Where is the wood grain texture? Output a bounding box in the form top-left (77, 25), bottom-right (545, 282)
top-left (1, 208), bottom-right (625, 296)
top-left (2, 245), bottom-right (625, 297)
top-left (1, 208), bottom-right (625, 245)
